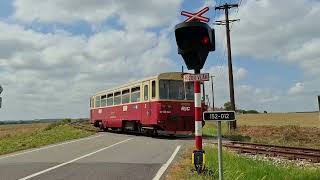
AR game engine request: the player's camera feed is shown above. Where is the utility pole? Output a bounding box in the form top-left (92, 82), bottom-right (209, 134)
top-left (215, 3), bottom-right (239, 130)
top-left (211, 76), bottom-right (215, 111)
top-left (0, 85), bottom-right (3, 109)
top-left (206, 95), bottom-right (210, 108)
top-left (318, 96), bottom-right (320, 112)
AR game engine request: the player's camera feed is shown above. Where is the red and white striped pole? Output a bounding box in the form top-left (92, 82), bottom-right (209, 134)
top-left (194, 76), bottom-right (202, 150)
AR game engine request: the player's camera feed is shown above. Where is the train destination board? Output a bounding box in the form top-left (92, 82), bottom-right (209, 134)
top-left (203, 111), bottom-right (236, 121)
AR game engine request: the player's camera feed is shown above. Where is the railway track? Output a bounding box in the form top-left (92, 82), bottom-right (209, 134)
top-left (69, 121), bottom-right (99, 132)
top-left (223, 141), bottom-right (320, 163)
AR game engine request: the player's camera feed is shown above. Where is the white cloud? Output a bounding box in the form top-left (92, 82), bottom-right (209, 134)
top-left (204, 0), bottom-right (320, 112)
top-left (218, 0), bottom-right (320, 75)
top-left (235, 67), bottom-right (248, 80)
top-left (1, 0), bottom-right (319, 120)
top-left (204, 65), bottom-right (251, 108)
top-left (203, 65), bottom-right (318, 112)
top-left (202, 0), bottom-right (216, 9)
top-left (0, 21), bottom-right (175, 120)
top-left (288, 82), bottom-right (304, 95)
top-left (12, 0), bottom-right (183, 29)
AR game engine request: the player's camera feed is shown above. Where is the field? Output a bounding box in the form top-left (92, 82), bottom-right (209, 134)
top-left (204, 112), bottom-right (320, 148)
top-left (167, 145), bottom-right (320, 180)
top-left (0, 123), bottom-right (49, 139)
top-left (236, 112), bottom-right (319, 127)
top-left (0, 121), bottom-right (95, 155)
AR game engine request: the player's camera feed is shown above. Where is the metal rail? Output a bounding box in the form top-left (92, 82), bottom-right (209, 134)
top-left (223, 141), bottom-right (320, 162)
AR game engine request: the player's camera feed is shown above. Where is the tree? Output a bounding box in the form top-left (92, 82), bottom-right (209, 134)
top-left (246, 110), bottom-right (259, 114)
top-left (224, 101), bottom-right (233, 111)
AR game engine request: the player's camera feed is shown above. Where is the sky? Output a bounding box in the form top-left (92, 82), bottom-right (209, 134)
top-left (0, 0), bottom-right (319, 120)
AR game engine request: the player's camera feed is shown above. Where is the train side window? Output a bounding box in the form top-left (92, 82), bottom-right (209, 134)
top-left (122, 89), bottom-right (130, 104)
top-left (100, 95), bottom-right (106, 107)
top-left (144, 85), bottom-right (149, 101)
top-left (131, 86), bottom-right (140, 102)
top-left (95, 96), bottom-right (101, 108)
top-left (151, 80), bottom-right (156, 99)
top-left (114, 91), bottom-right (121, 105)
top-left (107, 93), bottom-right (113, 106)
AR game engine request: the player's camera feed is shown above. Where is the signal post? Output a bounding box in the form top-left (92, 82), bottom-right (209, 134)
top-left (184, 73), bottom-right (210, 153)
top-left (175, 7), bottom-right (215, 173)
top-left (194, 79), bottom-right (202, 150)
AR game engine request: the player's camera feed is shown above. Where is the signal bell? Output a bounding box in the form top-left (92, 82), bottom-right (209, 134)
top-left (175, 21), bottom-right (215, 71)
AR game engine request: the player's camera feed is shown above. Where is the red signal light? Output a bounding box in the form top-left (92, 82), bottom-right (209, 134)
top-left (201, 36), bottom-right (209, 45)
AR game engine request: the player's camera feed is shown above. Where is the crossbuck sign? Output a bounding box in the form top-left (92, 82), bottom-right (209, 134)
top-left (181, 7), bottom-right (210, 23)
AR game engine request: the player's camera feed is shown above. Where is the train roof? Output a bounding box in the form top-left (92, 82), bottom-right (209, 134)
top-left (94, 72), bottom-right (185, 96)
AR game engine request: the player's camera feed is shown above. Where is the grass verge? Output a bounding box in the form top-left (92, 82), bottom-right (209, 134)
top-left (0, 121), bottom-right (95, 156)
top-left (203, 122), bottom-right (229, 137)
top-left (167, 145), bottom-right (320, 180)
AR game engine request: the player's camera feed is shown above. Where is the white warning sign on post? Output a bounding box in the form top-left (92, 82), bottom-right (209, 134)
top-left (183, 73), bottom-right (209, 82)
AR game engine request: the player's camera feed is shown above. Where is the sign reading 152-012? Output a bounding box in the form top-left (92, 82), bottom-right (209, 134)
top-left (203, 111), bottom-right (236, 121)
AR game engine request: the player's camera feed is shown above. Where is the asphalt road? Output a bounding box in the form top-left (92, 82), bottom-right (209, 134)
top-left (0, 132), bottom-right (196, 180)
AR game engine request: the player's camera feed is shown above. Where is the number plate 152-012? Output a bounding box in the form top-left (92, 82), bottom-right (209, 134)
top-left (203, 111), bottom-right (236, 121)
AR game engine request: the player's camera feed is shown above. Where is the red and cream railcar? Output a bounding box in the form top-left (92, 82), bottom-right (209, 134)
top-left (90, 72), bottom-right (206, 135)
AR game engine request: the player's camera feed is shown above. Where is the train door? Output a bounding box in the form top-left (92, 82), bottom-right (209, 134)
top-left (141, 81), bottom-right (151, 125)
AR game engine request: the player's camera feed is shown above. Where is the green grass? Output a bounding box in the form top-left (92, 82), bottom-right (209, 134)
top-left (203, 122), bottom-right (229, 137)
top-left (167, 145), bottom-right (320, 180)
top-left (0, 123), bottom-right (95, 155)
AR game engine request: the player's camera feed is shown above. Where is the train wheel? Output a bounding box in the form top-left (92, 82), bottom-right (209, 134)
top-left (137, 124), bottom-right (142, 133)
top-left (145, 129), bottom-right (152, 137)
top-left (153, 129), bottom-right (158, 136)
top-left (93, 121), bottom-right (100, 127)
top-left (146, 129), bottom-right (158, 137)
top-left (99, 122), bottom-right (104, 130)
top-left (100, 124), bottom-right (108, 132)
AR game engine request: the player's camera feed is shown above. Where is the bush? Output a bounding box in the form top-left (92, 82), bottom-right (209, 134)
top-left (44, 119), bottom-right (71, 131)
top-left (245, 110), bottom-right (259, 114)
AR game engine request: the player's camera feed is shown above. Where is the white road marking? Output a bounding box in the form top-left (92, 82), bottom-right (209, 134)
top-left (18, 138), bottom-right (133, 180)
top-left (0, 134), bottom-right (105, 160)
top-left (152, 145), bottom-right (181, 180)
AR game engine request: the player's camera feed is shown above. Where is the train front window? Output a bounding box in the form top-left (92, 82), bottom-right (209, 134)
top-left (159, 80), bottom-right (194, 100)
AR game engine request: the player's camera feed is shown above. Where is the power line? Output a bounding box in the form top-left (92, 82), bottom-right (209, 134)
top-left (236, 0), bottom-right (243, 14)
top-left (230, 0), bottom-right (243, 30)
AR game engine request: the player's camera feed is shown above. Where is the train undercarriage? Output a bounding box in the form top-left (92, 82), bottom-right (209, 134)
top-left (93, 120), bottom-right (179, 136)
